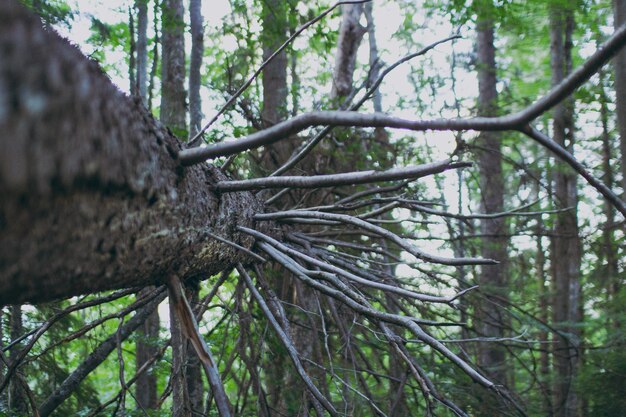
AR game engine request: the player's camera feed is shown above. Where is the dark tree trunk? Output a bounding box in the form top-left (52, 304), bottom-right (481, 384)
top-left (160, 0), bottom-right (186, 137)
top-left (599, 73), bottom-right (619, 303)
top-left (0, 2), bottom-right (264, 306)
top-left (550, 7), bottom-right (581, 417)
top-left (258, 0), bottom-right (291, 174)
top-left (189, 0), bottom-right (204, 138)
top-left (475, 6), bottom-right (508, 385)
top-left (136, 0), bottom-right (149, 103)
top-left (613, 0), bottom-right (626, 196)
top-left (8, 305), bottom-right (27, 414)
top-left (135, 288), bottom-right (159, 410)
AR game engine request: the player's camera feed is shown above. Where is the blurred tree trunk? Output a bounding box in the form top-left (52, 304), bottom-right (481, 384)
top-left (135, 288), bottom-right (159, 410)
top-left (613, 0), bottom-right (626, 196)
top-left (160, 1), bottom-right (195, 416)
top-left (189, 0), bottom-right (203, 138)
top-left (186, 1), bottom-right (205, 412)
top-left (549, 7), bottom-right (582, 417)
top-left (331, 3), bottom-right (366, 100)
top-left (599, 74), bottom-right (619, 304)
top-left (133, 2), bottom-right (158, 411)
top-left (475, 3), bottom-right (509, 385)
top-left (136, 0), bottom-right (149, 103)
top-left (259, 0), bottom-right (290, 173)
top-left (161, 0), bottom-right (186, 137)
top-left (8, 305), bottom-right (27, 414)
top-left (129, 7), bottom-right (136, 95)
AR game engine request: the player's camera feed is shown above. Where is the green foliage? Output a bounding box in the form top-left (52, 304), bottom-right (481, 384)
top-left (20, 0), bottom-right (75, 27)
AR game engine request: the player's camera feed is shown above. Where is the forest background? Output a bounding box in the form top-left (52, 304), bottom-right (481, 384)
top-left (1, 0), bottom-right (626, 416)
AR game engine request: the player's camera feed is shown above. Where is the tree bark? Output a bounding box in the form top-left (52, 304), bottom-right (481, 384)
top-left (0, 1), bottom-right (265, 306)
top-left (160, 0), bottom-right (186, 137)
top-left (475, 5), bottom-right (509, 385)
top-left (189, 0), bottom-right (204, 138)
top-left (331, 4), bottom-right (366, 100)
top-left (135, 288), bottom-right (159, 410)
top-left (136, 0), bottom-right (149, 103)
top-left (613, 0), bottom-right (626, 196)
top-left (550, 7), bottom-right (581, 417)
top-left (8, 305), bottom-right (28, 414)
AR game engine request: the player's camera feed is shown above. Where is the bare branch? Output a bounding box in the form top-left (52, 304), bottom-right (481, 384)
top-left (166, 274), bottom-right (232, 417)
top-left (269, 35), bottom-right (461, 177)
top-left (258, 243), bottom-right (495, 389)
top-left (253, 211), bottom-right (497, 266)
top-left (236, 265), bottom-right (339, 416)
top-left (215, 160), bottom-right (470, 192)
top-left (187, 0), bottom-right (372, 147)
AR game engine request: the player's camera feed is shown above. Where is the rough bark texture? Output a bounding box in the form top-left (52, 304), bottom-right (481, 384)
top-left (550, 8), bottom-right (581, 417)
top-left (189, 0), bottom-right (204, 137)
top-left (0, 2), bottom-right (265, 305)
top-left (160, 0), bottom-right (186, 136)
top-left (613, 0), bottom-right (626, 196)
top-left (331, 4), bottom-right (366, 99)
top-left (475, 11), bottom-right (508, 385)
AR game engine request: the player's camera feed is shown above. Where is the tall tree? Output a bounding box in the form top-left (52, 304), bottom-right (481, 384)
top-left (189, 0), bottom-right (203, 138)
top-left (160, 1), bottom-right (198, 415)
top-left (549, 6), bottom-right (582, 417)
top-left (613, 0), bottom-right (626, 196)
top-left (475, 1), bottom-right (508, 385)
top-left (132, 2), bottom-right (158, 411)
top-left (160, 0), bottom-right (186, 137)
top-left (8, 305), bottom-right (27, 414)
top-left (136, 0), bottom-right (149, 103)
top-left (331, 3), bottom-right (366, 100)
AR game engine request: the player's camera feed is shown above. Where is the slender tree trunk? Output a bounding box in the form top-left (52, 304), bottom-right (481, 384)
top-left (160, 0), bottom-right (186, 137)
top-left (136, 0), bottom-right (149, 103)
top-left (129, 7), bottom-right (137, 96)
top-left (185, 2), bottom-right (206, 411)
top-left (475, 5), bottom-right (508, 385)
top-left (613, 0), bottom-right (626, 196)
top-left (148, 0), bottom-right (160, 111)
top-left (331, 3), bottom-right (366, 100)
top-left (8, 305), bottom-right (27, 414)
top-left (550, 7), bottom-right (582, 417)
top-left (599, 72), bottom-right (620, 317)
top-left (160, 1), bottom-right (198, 415)
top-left (189, 0), bottom-right (204, 138)
top-left (132, 2), bottom-right (157, 409)
top-left (169, 296), bottom-right (191, 417)
top-left (135, 288), bottom-right (159, 410)
top-left (535, 174), bottom-right (553, 415)
top-left (0, 307), bottom-right (4, 410)
top-left (258, 0), bottom-right (290, 174)
top-left (185, 283), bottom-right (204, 415)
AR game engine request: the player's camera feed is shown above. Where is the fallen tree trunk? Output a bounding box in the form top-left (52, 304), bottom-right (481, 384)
top-left (0, 2), bottom-right (264, 305)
